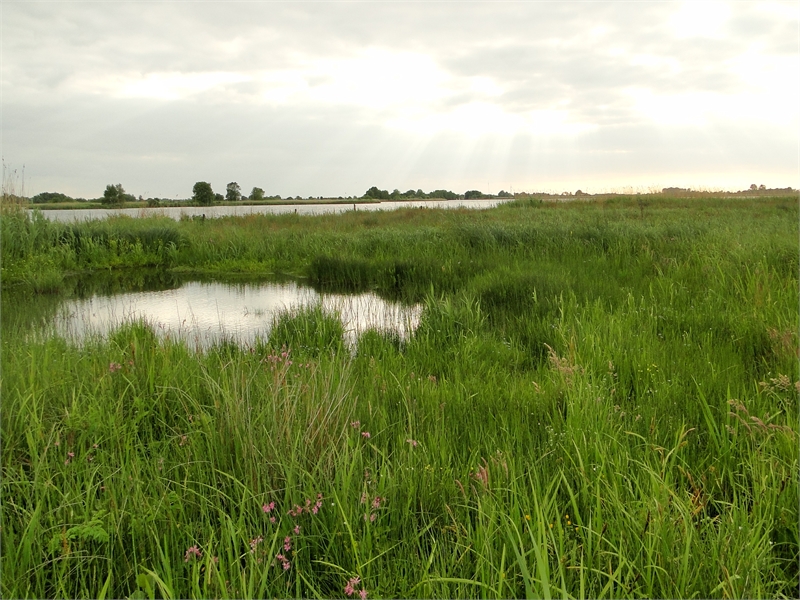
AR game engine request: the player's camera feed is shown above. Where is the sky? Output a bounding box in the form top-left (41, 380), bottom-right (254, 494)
top-left (2, 0), bottom-right (798, 199)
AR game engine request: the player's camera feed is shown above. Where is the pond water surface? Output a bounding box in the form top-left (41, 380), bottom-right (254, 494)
top-left (50, 279), bottom-right (420, 349)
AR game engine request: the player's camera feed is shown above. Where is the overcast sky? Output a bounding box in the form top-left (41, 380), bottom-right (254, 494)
top-left (2, 1), bottom-right (798, 199)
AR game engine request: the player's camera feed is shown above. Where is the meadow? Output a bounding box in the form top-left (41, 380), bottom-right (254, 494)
top-left (1, 195), bottom-right (798, 598)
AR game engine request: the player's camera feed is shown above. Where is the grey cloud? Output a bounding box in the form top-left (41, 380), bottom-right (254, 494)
top-left (3, 1), bottom-right (797, 196)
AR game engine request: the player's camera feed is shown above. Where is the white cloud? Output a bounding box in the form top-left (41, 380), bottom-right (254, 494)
top-left (668, 1), bottom-right (732, 39)
top-left (2, 1), bottom-right (797, 197)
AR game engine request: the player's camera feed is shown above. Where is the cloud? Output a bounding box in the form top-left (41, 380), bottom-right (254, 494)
top-left (2, 1), bottom-right (797, 197)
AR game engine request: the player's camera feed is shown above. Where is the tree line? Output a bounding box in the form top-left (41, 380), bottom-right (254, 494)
top-left (28, 181), bottom-right (516, 206)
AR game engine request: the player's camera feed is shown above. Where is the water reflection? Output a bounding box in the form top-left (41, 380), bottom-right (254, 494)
top-left (53, 280), bottom-right (421, 349)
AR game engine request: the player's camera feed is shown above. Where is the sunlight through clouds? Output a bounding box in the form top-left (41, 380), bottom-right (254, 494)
top-left (2, 1), bottom-right (797, 197)
top-left (668, 1), bottom-right (731, 39)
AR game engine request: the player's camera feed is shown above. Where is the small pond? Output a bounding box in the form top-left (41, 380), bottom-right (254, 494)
top-left (8, 276), bottom-right (420, 350)
top-left (56, 280), bottom-right (421, 349)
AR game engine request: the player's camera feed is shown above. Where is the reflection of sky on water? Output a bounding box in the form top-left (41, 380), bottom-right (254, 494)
top-left (54, 281), bottom-right (421, 349)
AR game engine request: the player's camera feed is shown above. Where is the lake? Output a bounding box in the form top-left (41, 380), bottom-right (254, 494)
top-left (35, 198), bottom-right (511, 222)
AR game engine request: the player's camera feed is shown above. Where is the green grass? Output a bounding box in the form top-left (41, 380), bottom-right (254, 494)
top-left (1, 195), bottom-right (798, 598)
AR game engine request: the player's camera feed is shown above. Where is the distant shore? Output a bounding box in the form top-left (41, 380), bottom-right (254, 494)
top-left (22, 187), bottom-right (798, 210)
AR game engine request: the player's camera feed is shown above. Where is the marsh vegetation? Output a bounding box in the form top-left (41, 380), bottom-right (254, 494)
top-left (1, 195), bottom-right (797, 598)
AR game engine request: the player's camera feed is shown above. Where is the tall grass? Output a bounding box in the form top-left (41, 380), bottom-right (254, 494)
top-left (2, 195), bottom-right (798, 597)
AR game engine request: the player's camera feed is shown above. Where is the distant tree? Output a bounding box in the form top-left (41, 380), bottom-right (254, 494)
top-left (758, 184), bottom-right (766, 191)
top-left (390, 189), bottom-right (401, 199)
top-left (102, 183), bottom-right (125, 205)
top-left (215, 193), bottom-right (224, 203)
top-left (226, 182), bottom-right (242, 202)
top-left (250, 187), bottom-right (265, 202)
top-left (401, 189), bottom-right (417, 198)
top-left (416, 189), bottom-right (425, 198)
top-left (364, 186), bottom-right (390, 200)
top-left (192, 181), bottom-right (214, 206)
top-left (31, 191), bottom-right (73, 204)
top-left (749, 184), bottom-right (758, 191)
top-left (464, 190), bottom-right (482, 199)
top-left (429, 189), bottom-right (458, 200)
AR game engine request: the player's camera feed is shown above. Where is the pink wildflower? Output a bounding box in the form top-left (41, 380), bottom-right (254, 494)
top-left (359, 589), bottom-right (368, 599)
top-left (270, 516), bottom-right (276, 524)
top-left (344, 576), bottom-right (361, 597)
top-left (360, 492), bottom-right (368, 504)
top-left (184, 545), bottom-right (202, 562)
top-left (282, 560), bottom-right (291, 570)
top-left (370, 513), bottom-right (376, 522)
top-left (372, 496), bottom-right (382, 509)
top-left (64, 451), bottom-right (75, 465)
top-left (406, 438), bottom-right (419, 448)
top-left (262, 501), bottom-right (275, 513)
top-left (294, 524), bottom-right (301, 535)
top-left (283, 536), bottom-right (292, 552)
top-left (109, 362), bottom-right (122, 373)
top-left (350, 420), bottom-right (361, 429)
top-left (361, 431), bottom-right (371, 439)
top-left (249, 535), bottom-right (263, 553)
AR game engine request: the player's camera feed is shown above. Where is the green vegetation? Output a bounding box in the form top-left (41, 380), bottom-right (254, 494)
top-left (2, 195), bottom-right (798, 598)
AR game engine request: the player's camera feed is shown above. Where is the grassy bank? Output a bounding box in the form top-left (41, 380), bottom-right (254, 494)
top-left (2, 195), bottom-right (798, 598)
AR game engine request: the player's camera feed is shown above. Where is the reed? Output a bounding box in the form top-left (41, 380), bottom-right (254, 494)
top-left (2, 194), bottom-right (797, 598)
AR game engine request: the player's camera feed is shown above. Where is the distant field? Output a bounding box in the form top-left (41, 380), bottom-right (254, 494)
top-left (2, 194), bottom-right (797, 598)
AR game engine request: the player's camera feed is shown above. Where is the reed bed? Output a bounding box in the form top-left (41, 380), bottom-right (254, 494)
top-left (1, 195), bottom-right (798, 598)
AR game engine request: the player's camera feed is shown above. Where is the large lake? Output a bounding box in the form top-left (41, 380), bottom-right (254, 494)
top-left (36, 198), bottom-right (511, 222)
